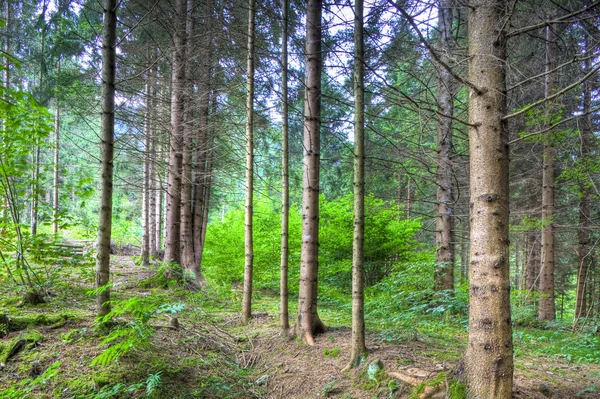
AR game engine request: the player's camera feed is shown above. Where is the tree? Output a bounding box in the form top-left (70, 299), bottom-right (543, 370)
top-left (347, 0), bottom-right (367, 368)
top-left (575, 33), bottom-right (594, 321)
top-left (297, 0), bottom-right (326, 345)
top-left (164, 0), bottom-right (188, 266)
top-left (538, 24), bottom-right (557, 321)
top-left (242, 0), bottom-right (256, 324)
top-left (96, 0), bottom-right (117, 318)
top-left (280, 0), bottom-right (290, 333)
top-left (433, 0), bottom-right (456, 292)
top-left (463, 0), bottom-right (513, 397)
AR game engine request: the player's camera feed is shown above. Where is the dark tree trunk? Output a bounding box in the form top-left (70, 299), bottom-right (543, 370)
top-left (95, 0), bottom-right (117, 318)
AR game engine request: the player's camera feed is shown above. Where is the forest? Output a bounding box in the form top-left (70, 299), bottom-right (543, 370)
top-left (1, 0), bottom-right (600, 398)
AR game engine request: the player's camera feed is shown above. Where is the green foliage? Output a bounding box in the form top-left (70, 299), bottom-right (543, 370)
top-left (322, 347), bottom-right (340, 357)
top-left (202, 194), bottom-right (421, 296)
top-left (92, 296), bottom-right (184, 367)
top-left (0, 361), bottom-right (61, 399)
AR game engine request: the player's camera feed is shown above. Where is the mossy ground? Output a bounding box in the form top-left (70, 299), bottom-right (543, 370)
top-left (1, 255), bottom-right (599, 398)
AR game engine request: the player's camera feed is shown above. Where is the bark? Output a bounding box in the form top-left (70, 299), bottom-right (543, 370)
top-left (433, 0), bottom-right (455, 292)
top-left (348, 0), bottom-right (367, 368)
top-left (297, 0), bottom-right (325, 344)
top-left (191, 0), bottom-right (213, 284)
top-left (525, 231), bottom-right (540, 298)
top-left (141, 77), bottom-right (151, 266)
top-left (575, 39), bottom-right (593, 321)
top-left (280, 0), bottom-right (290, 333)
top-left (241, 0), bottom-right (256, 324)
top-left (148, 78), bottom-right (157, 257)
top-left (539, 25), bottom-right (557, 321)
top-left (95, 0), bottom-right (117, 318)
top-left (463, 1), bottom-right (513, 397)
top-left (164, 0), bottom-right (188, 266)
top-left (180, 0), bottom-right (195, 273)
top-left (30, 145), bottom-right (40, 236)
top-left (52, 59), bottom-right (61, 235)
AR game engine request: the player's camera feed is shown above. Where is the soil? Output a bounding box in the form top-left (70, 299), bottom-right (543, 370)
top-left (1, 254), bottom-right (599, 398)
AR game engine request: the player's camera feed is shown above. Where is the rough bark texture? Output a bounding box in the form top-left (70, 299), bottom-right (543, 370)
top-left (434, 0), bottom-right (455, 292)
top-left (141, 78), bottom-right (151, 266)
top-left (52, 60), bottom-right (60, 235)
top-left (539, 25), bottom-right (557, 321)
top-left (348, 0), bottom-right (367, 368)
top-left (297, 0), bottom-right (325, 345)
top-left (163, 0), bottom-right (187, 266)
top-left (95, 0), bottom-right (117, 318)
top-left (526, 231), bottom-right (540, 301)
top-left (280, 0), bottom-right (290, 333)
top-left (241, 0), bottom-right (256, 324)
top-left (180, 0), bottom-right (195, 273)
top-left (463, 1), bottom-right (513, 397)
top-left (191, 0), bottom-right (212, 285)
top-left (575, 41), bottom-right (593, 321)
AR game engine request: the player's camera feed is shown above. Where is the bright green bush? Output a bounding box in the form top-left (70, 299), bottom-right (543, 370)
top-left (202, 194), bottom-right (421, 296)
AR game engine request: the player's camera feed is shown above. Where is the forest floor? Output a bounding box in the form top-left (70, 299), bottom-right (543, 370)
top-left (1, 254), bottom-right (599, 398)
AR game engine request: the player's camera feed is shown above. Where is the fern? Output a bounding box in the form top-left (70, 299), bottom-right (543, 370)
top-left (146, 371), bottom-right (162, 395)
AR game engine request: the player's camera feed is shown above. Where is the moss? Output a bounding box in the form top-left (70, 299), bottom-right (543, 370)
top-left (409, 372), bottom-right (448, 399)
top-left (4, 312), bottom-right (75, 332)
top-left (0, 330), bottom-right (44, 364)
top-left (322, 347), bottom-right (340, 358)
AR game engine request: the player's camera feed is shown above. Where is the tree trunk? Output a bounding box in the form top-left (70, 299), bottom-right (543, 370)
top-left (348, 0), bottom-right (367, 368)
top-left (575, 38), bottom-right (593, 321)
top-left (539, 25), bottom-right (557, 321)
top-left (52, 58), bottom-right (61, 235)
top-left (434, 0), bottom-right (455, 292)
top-left (95, 0), bottom-right (117, 318)
top-left (241, 0), bottom-right (256, 324)
top-left (463, 1), bottom-right (513, 397)
top-left (296, 0), bottom-right (325, 345)
top-left (191, 0), bottom-right (213, 284)
top-left (180, 0), bottom-right (196, 274)
top-left (141, 76), bottom-right (151, 266)
top-left (280, 0), bottom-right (290, 333)
top-left (164, 0), bottom-right (188, 266)
top-left (30, 145), bottom-right (40, 236)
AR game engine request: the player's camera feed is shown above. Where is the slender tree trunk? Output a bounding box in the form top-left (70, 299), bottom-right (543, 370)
top-left (180, 0), bottom-right (196, 273)
top-left (406, 178), bottom-right (412, 218)
top-left (141, 77), bottom-right (151, 266)
top-left (191, 0), bottom-right (212, 284)
top-left (539, 25), bottom-right (557, 321)
top-left (148, 87), bottom-right (157, 257)
top-left (164, 0), bottom-right (188, 266)
top-left (575, 39), bottom-right (593, 321)
top-left (30, 145), bottom-right (40, 236)
top-left (96, 0), bottom-right (117, 318)
top-left (348, 0), bottom-right (367, 368)
top-left (280, 0), bottom-right (290, 333)
top-left (434, 0), bottom-right (455, 292)
top-left (296, 0), bottom-right (325, 344)
top-left (463, 1), bottom-right (513, 397)
top-left (0, 0), bottom-right (9, 221)
top-left (525, 231), bottom-right (540, 302)
top-left (241, 0), bottom-right (256, 324)
top-left (52, 59), bottom-right (61, 234)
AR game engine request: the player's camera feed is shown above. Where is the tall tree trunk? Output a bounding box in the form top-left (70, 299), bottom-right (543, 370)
top-left (463, 1), bottom-right (513, 397)
top-left (241, 0), bottom-right (256, 324)
top-left (296, 0), bottom-right (325, 344)
top-left (164, 0), bottom-right (188, 266)
top-left (180, 0), bottom-right (196, 274)
top-left (95, 0), bottom-right (117, 318)
top-left (148, 82), bottom-right (157, 257)
top-left (0, 0), bottom-right (9, 221)
top-left (575, 37), bottom-right (593, 321)
top-left (348, 0), bottom-right (367, 368)
top-left (52, 58), bottom-right (61, 234)
top-left (280, 0), bottom-right (290, 333)
top-left (525, 231), bottom-right (540, 301)
top-left (30, 145), bottom-right (40, 236)
top-left (191, 0), bottom-right (213, 284)
top-left (434, 0), bottom-right (455, 292)
top-left (141, 76), bottom-right (151, 266)
top-left (539, 25), bottom-right (557, 321)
